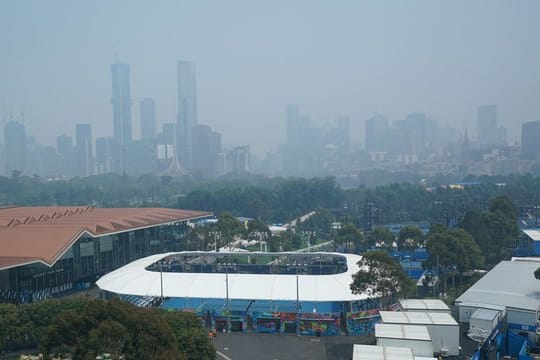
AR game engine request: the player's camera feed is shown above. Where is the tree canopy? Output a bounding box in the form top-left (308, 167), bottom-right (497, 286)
top-left (397, 225), bottom-right (424, 250)
top-left (350, 251), bottom-right (412, 305)
top-left (460, 195), bottom-right (518, 265)
top-left (0, 298), bottom-right (215, 360)
top-left (366, 226), bottom-right (395, 250)
top-left (426, 226), bottom-right (484, 273)
top-left (335, 223), bottom-right (363, 252)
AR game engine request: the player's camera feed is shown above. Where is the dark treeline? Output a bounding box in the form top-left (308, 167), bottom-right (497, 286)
top-left (2, 172), bottom-right (540, 225)
top-left (0, 297), bottom-right (215, 359)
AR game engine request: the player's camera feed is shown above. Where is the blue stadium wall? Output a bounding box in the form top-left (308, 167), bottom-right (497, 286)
top-left (161, 296), bottom-right (383, 336)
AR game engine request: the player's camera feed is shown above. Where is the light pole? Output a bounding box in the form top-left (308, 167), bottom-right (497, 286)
top-left (289, 259), bottom-right (307, 335)
top-left (160, 260), bottom-right (164, 300)
top-left (296, 273), bottom-right (300, 336)
top-left (253, 231), bottom-right (267, 252)
top-left (301, 231), bottom-right (315, 252)
top-left (226, 264), bottom-right (230, 332)
top-left (209, 231), bottom-right (222, 252)
top-left (222, 260), bottom-right (235, 333)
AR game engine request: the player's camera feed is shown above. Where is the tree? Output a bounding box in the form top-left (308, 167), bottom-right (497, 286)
top-left (350, 251), bottom-right (412, 307)
top-left (366, 227), bottom-right (395, 249)
top-left (278, 229), bottom-right (302, 251)
top-left (297, 208), bottom-right (335, 238)
top-left (335, 223), bottom-right (363, 252)
top-left (162, 311), bottom-right (216, 360)
top-left (426, 226), bottom-right (483, 273)
top-left (461, 210), bottom-right (490, 256)
top-left (535, 267), bottom-right (540, 280)
top-left (217, 212), bottom-right (246, 243)
top-left (397, 225), bottom-right (424, 250)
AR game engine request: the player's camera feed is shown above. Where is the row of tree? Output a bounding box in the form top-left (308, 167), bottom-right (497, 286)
top-left (2, 172), bottom-right (540, 226)
top-left (0, 297), bottom-right (215, 359)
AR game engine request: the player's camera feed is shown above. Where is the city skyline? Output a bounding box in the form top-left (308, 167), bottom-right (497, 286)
top-left (1, 1), bottom-right (539, 156)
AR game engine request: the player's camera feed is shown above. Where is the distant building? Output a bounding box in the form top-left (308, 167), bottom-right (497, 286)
top-left (394, 113), bottom-right (427, 161)
top-left (521, 121), bottom-right (540, 160)
top-left (124, 140), bottom-right (157, 176)
top-left (95, 137), bottom-right (114, 174)
top-left (3, 121), bottom-right (26, 175)
top-left (111, 62), bottom-right (132, 173)
top-left (140, 98), bottom-right (156, 140)
top-left (176, 60), bottom-right (197, 169)
top-left (365, 114), bottom-right (389, 153)
top-left (57, 134), bottom-right (74, 177)
top-left (75, 124), bottom-right (92, 177)
top-left (218, 145), bottom-right (251, 176)
top-left (336, 117), bottom-right (350, 159)
top-left (38, 146), bottom-right (59, 178)
top-left (191, 124), bottom-right (221, 178)
top-left (477, 105), bottom-right (497, 146)
top-left (284, 104), bottom-right (311, 175)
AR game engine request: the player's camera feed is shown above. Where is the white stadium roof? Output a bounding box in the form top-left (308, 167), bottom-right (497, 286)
top-left (96, 252), bottom-right (370, 302)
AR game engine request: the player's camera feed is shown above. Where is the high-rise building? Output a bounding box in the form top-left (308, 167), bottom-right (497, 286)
top-left (477, 105), bottom-right (497, 146)
top-left (365, 114), bottom-right (389, 153)
top-left (76, 124), bottom-right (92, 177)
top-left (521, 121), bottom-right (540, 160)
top-left (217, 145), bottom-right (251, 176)
top-left (124, 140), bottom-right (156, 176)
top-left (4, 121), bottom-right (26, 175)
top-left (111, 62), bottom-right (132, 173)
top-left (95, 137), bottom-right (114, 174)
top-left (176, 60), bottom-right (197, 169)
top-left (56, 134), bottom-right (74, 177)
top-left (140, 98), bottom-right (156, 140)
top-left (191, 124), bottom-right (221, 178)
top-left (158, 123), bottom-right (176, 148)
top-left (284, 104), bottom-right (311, 175)
top-left (336, 117), bottom-right (350, 159)
top-left (38, 146), bottom-right (59, 178)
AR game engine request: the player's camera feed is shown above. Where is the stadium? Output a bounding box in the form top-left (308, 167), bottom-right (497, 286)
top-left (0, 206), bottom-right (211, 303)
top-left (96, 251), bottom-right (383, 336)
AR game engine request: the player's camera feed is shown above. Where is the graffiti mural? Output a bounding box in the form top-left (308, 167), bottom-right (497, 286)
top-left (346, 309), bottom-right (381, 335)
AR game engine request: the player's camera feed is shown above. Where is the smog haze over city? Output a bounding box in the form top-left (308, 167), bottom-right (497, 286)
top-left (1, 0), bottom-right (540, 179)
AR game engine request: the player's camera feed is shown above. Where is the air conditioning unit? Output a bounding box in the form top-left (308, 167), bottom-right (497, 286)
top-left (440, 348), bottom-right (449, 358)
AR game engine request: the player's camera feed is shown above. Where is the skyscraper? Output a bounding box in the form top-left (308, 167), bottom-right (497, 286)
top-left (176, 60), bottom-right (197, 169)
top-left (4, 121), bottom-right (26, 175)
top-left (191, 124), bottom-right (221, 178)
top-left (140, 98), bottom-right (156, 140)
top-left (57, 134), bottom-right (74, 177)
top-left (95, 137), bottom-right (114, 174)
top-left (521, 121), bottom-right (540, 160)
top-left (477, 105), bottom-right (497, 146)
top-left (76, 124), bottom-right (92, 177)
top-left (365, 114), bottom-right (389, 153)
top-left (284, 104), bottom-right (311, 175)
top-left (111, 62), bottom-right (132, 173)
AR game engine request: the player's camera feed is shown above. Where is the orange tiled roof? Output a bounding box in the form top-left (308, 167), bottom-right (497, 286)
top-left (0, 206), bottom-right (211, 270)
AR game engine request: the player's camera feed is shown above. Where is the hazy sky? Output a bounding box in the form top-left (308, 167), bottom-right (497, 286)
top-left (1, 0), bottom-right (539, 155)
